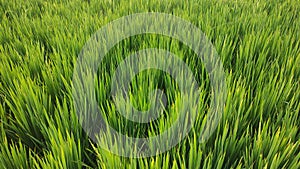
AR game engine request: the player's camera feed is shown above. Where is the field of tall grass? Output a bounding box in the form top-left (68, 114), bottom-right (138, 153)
top-left (0, 0), bottom-right (299, 168)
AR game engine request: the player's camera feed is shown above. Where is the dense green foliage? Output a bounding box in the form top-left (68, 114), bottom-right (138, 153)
top-left (0, 0), bottom-right (299, 168)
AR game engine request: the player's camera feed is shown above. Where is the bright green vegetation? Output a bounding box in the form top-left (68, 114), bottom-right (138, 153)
top-left (0, 0), bottom-right (299, 168)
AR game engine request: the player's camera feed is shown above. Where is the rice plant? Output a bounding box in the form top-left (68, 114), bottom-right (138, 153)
top-left (0, 0), bottom-right (299, 168)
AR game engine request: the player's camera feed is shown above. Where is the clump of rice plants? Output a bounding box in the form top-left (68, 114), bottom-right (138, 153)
top-left (0, 0), bottom-right (299, 168)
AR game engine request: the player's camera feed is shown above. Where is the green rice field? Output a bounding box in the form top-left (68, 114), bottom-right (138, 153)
top-left (0, 0), bottom-right (299, 168)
